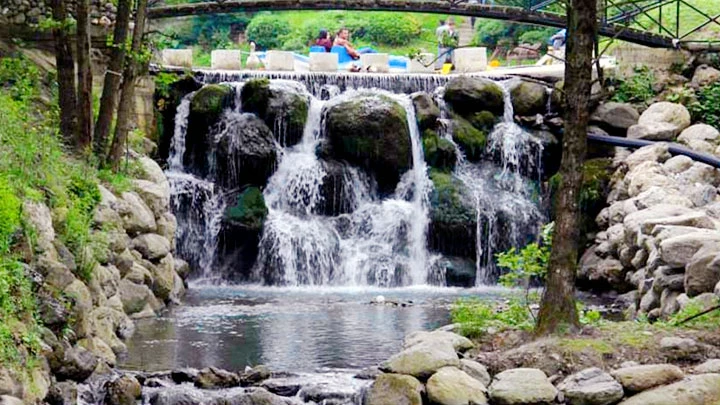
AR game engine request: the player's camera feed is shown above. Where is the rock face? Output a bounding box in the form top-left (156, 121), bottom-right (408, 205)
top-left (427, 171), bottom-right (477, 262)
top-left (241, 78), bottom-right (310, 147)
top-left (509, 80), bottom-right (548, 116)
top-left (610, 364), bottom-right (684, 394)
top-left (381, 341), bottom-right (459, 379)
top-left (214, 113), bottom-right (279, 190)
top-left (590, 102), bottom-right (639, 135)
top-left (426, 367), bottom-right (488, 405)
top-left (364, 373), bottom-right (424, 405)
top-left (444, 77), bottom-right (504, 116)
top-left (488, 368), bottom-right (558, 405)
top-left (557, 367), bottom-right (624, 405)
top-left (627, 102), bottom-right (691, 141)
top-left (412, 92), bottom-right (441, 131)
top-left (324, 94), bottom-right (412, 194)
top-left (617, 373), bottom-right (720, 405)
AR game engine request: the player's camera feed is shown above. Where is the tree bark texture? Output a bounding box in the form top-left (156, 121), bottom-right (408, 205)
top-left (535, 0), bottom-right (596, 336)
top-left (49, 0), bottom-right (77, 145)
top-left (93, 0), bottom-right (132, 158)
top-left (109, 0), bottom-right (149, 171)
top-left (76, 0), bottom-right (93, 151)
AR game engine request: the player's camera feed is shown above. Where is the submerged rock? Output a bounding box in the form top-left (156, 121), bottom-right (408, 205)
top-left (324, 94), bottom-right (411, 195)
top-left (364, 373), bottom-right (424, 405)
top-left (241, 78), bottom-right (310, 147)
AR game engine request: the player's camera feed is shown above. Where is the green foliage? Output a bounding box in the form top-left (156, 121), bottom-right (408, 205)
top-left (0, 259), bottom-right (41, 368)
top-left (663, 296), bottom-right (720, 329)
top-left (0, 177), bottom-right (21, 254)
top-left (246, 13), bottom-right (292, 50)
top-left (689, 82), bottom-right (720, 129)
top-left (518, 29), bottom-right (554, 48)
top-left (611, 66), bottom-right (656, 104)
top-left (364, 14), bottom-right (421, 46)
top-left (497, 223), bottom-right (553, 289)
top-left (226, 187), bottom-right (268, 230)
top-left (451, 297), bottom-right (535, 337)
top-left (0, 55), bottom-right (43, 101)
top-left (155, 72), bottom-right (181, 99)
top-left (59, 174), bottom-right (101, 282)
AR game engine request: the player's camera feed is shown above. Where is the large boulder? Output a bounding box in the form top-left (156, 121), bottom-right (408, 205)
top-left (427, 171), bottom-right (476, 260)
top-left (185, 84), bottom-right (234, 176)
top-left (131, 234), bottom-right (171, 261)
top-left (48, 344), bottom-right (98, 383)
top-left (241, 78), bottom-right (310, 147)
top-left (403, 330), bottom-right (474, 352)
top-left (105, 375), bottom-right (142, 405)
top-left (610, 364), bottom-right (684, 394)
top-left (444, 77), bottom-right (504, 116)
top-left (427, 367), bottom-right (488, 405)
top-left (677, 124), bottom-right (720, 147)
top-left (118, 279), bottom-right (161, 316)
top-left (460, 359), bottom-right (492, 387)
top-left (629, 102), bottom-right (691, 141)
top-left (412, 92), bottom-right (441, 131)
top-left (132, 179), bottom-right (170, 219)
top-left (116, 192), bottom-right (157, 235)
top-left (627, 123), bottom-right (678, 141)
top-left (509, 80), bottom-right (548, 116)
top-left (422, 132), bottom-right (457, 172)
top-left (618, 373), bottom-right (720, 405)
top-left (148, 254), bottom-right (178, 301)
top-left (591, 102), bottom-right (639, 135)
top-left (557, 367), bottom-right (624, 405)
top-left (22, 201), bottom-right (55, 254)
top-left (691, 64), bottom-right (720, 87)
top-left (488, 368), bottom-right (558, 405)
top-left (381, 341), bottom-right (459, 379)
top-left (685, 246), bottom-right (720, 297)
top-left (451, 115), bottom-right (487, 162)
top-left (214, 113), bottom-right (279, 190)
top-left (324, 94), bottom-right (412, 194)
top-left (364, 373), bottom-right (424, 405)
top-left (659, 231), bottom-right (720, 268)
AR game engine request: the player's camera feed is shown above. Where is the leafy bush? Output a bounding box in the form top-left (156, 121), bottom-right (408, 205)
top-left (689, 82), bottom-right (720, 129)
top-left (497, 223), bottom-right (553, 289)
top-left (246, 13), bottom-right (292, 50)
top-left (474, 19), bottom-right (509, 47)
top-left (363, 14), bottom-right (421, 46)
top-left (0, 177), bottom-right (21, 254)
top-left (611, 66), bottom-right (656, 104)
top-left (0, 55), bottom-right (42, 101)
top-left (452, 297), bottom-right (535, 337)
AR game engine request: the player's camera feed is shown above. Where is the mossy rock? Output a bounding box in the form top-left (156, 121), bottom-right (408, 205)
top-left (190, 84), bottom-right (233, 119)
top-left (324, 94), bottom-right (411, 195)
top-left (444, 76), bottom-right (504, 116)
top-left (551, 80), bottom-right (565, 113)
top-left (452, 115), bottom-right (487, 162)
top-left (241, 78), bottom-right (309, 147)
top-left (185, 84), bottom-right (233, 177)
top-left (225, 187), bottom-right (268, 231)
top-left (156, 75), bottom-right (203, 163)
top-left (469, 110), bottom-right (498, 132)
top-left (428, 169), bottom-right (477, 259)
top-left (422, 131), bottom-right (457, 172)
top-left (411, 92), bottom-right (441, 131)
top-left (510, 80), bottom-right (549, 116)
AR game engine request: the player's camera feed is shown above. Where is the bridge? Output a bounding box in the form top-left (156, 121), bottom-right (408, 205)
top-left (147, 0), bottom-right (720, 49)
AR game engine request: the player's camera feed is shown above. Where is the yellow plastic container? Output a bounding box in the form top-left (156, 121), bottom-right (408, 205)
top-left (441, 63), bottom-right (453, 75)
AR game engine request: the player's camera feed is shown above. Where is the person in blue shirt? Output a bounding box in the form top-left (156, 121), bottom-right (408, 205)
top-left (550, 29), bottom-right (566, 50)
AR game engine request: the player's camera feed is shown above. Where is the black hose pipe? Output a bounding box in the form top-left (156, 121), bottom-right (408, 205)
top-left (587, 133), bottom-right (720, 168)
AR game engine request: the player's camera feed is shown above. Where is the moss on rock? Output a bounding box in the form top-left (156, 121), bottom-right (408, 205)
top-left (225, 187), bottom-right (268, 231)
top-left (452, 115), bottom-right (487, 162)
top-left (190, 84), bottom-right (233, 119)
top-left (510, 80), bottom-right (549, 116)
top-left (428, 170), bottom-right (477, 259)
top-left (469, 110), bottom-right (498, 132)
top-left (412, 92), bottom-right (441, 131)
top-left (241, 78), bottom-right (309, 146)
top-left (444, 77), bottom-right (504, 116)
top-left (422, 131), bottom-right (457, 172)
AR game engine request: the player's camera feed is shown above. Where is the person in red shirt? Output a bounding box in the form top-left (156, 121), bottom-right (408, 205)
top-left (315, 29), bottom-right (333, 52)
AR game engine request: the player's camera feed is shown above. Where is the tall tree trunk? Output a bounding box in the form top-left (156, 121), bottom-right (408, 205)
top-left (535, 0), bottom-right (597, 335)
top-left (49, 0), bottom-right (77, 144)
top-left (93, 0), bottom-right (132, 158)
top-left (76, 0), bottom-right (93, 151)
top-left (108, 0), bottom-right (149, 171)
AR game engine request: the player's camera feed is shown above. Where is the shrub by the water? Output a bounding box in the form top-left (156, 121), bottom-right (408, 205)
top-left (245, 13), bottom-right (291, 50)
top-left (689, 82), bottom-right (720, 129)
top-left (611, 66), bottom-right (656, 105)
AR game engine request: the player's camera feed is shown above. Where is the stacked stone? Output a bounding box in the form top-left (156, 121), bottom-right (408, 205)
top-left (0, 0), bottom-right (117, 26)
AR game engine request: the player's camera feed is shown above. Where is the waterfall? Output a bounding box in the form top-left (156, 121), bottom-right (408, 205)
top-left (167, 93), bottom-right (193, 172)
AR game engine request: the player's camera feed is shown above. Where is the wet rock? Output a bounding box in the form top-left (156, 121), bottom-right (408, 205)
top-left (557, 367), bottom-right (624, 405)
top-left (149, 388), bottom-right (203, 405)
top-left (422, 132), bottom-right (457, 172)
top-left (509, 80), bottom-right (548, 116)
top-left (610, 364), bottom-right (684, 394)
top-left (324, 94), bottom-right (411, 194)
top-left (240, 365), bottom-right (271, 386)
top-left (214, 113), bottom-right (279, 190)
top-left (488, 368), bottom-right (558, 405)
top-left (45, 381), bottom-right (77, 405)
top-left (427, 171), bottom-right (476, 260)
top-left (261, 378), bottom-right (303, 397)
top-left (403, 330), bottom-right (474, 352)
top-left (118, 279), bottom-right (160, 316)
top-left (105, 375), bottom-right (141, 405)
top-left (195, 367), bottom-right (240, 389)
top-left (131, 234), bottom-right (171, 261)
top-left (427, 366), bottom-right (488, 405)
top-left (381, 341), bottom-right (459, 379)
top-left (170, 368), bottom-right (199, 384)
top-left (364, 373), bottom-right (424, 405)
top-left (460, 359), bottom-right (491, 387)
top-left (436, 257), bottom-right (476, 287)
top-left (355, 366), bottom-right (381, 380)
top-left (241, 78), bottom-right (310, 147)
top-left (444, 77), bottom-right (504, 116)
top-left (451, 115), bottom-right (486, 162)
top-left (617, 373), bottom-right (720, 405)
top-left (48, 344), bottom-right (98, 383)
top-left (590, 102), bottom-right (639, 135)
top-left (185, 84), bottom-right (234, 177)
top-left (411, 92), bottom-right (440, 131)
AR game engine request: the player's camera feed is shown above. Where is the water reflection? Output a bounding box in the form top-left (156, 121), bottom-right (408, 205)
top-left (120, 286), bottom-right (506, 373)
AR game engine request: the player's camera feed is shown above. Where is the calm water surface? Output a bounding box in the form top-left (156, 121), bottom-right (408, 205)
top-left (119, 285), bottom-right (507, 373)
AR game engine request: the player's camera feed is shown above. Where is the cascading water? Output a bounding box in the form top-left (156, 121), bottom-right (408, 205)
top-left (254, 90), bottom-right (433, 286)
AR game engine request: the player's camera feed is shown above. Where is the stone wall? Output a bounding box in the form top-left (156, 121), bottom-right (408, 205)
top-left (611, 43), bottom-right (689, 76)
top-left (0, 0), bottom-right (117, 26)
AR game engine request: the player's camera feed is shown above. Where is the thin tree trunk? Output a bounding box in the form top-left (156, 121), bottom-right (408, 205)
top-left (108, 0), bottom-right (149, 171)
top-left (535, 0), bottom-right (596, 336)
top-left (93, 0), bottom-right (132, 158)
top-left (49, 0), bottom-right (77, 144)
top-left (76, 0), bottom-right (93, 151)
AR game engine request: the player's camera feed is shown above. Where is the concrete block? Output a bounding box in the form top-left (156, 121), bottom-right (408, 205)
top-left (266, 50), bottom-right (295, 71)
top-left (409, 53), bottom-right (435, 73)
top-left (361, 53), bottom-right (389, 73)
top-left (454, 47), bottom-right (487, 73)
top-left (161, 49), bottom-right (193, 68)
top-left (211, 50), bottom-right (242, 70)
top-left (309, 52), bottom-right (338, 72)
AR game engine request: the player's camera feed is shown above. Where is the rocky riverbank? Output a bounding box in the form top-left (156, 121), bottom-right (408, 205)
top-left (0, 154), bottom-right (188, 404)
